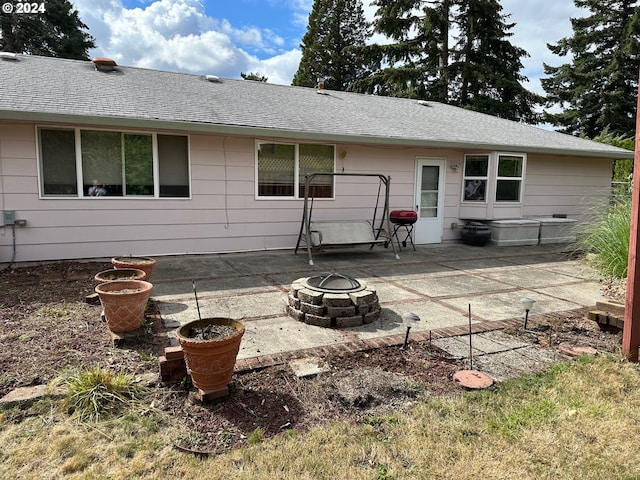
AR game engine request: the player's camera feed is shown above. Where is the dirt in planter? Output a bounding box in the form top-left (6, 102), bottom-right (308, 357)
top-left (115, 258), bottom-right (154, 265)
top-left (186, 323), bottom-right (238, 340)
top-left (100, 273), bottom-right (143, 281)
top-left (105, 288), bottom-right (145, 294)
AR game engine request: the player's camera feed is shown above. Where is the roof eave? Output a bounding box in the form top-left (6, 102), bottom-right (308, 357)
top-left (1, 111), bottom-right (632, 160)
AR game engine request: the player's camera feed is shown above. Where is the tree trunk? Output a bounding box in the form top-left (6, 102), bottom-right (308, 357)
top-left (439, 0), bottom-right (450, 101)
top-left (0, 14), bottom-right (16, 53)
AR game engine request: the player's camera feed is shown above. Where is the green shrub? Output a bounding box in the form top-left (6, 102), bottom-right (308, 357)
top-left (579, 198), bottom-right (630, 278)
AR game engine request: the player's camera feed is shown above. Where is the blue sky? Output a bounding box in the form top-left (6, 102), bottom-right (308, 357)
top-left (71, 0), bottom-right (583, 93)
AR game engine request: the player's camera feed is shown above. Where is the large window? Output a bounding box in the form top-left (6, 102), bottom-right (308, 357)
top-left (462, 152), bottom-right (525, 203)
top-left (256, 142), bottom-right (335, 198)
top-left (38, 128), bottom-right (190, 198)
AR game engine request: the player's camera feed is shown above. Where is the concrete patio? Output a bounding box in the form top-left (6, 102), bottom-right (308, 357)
top-left (150, 242), bottom-right (606, 372)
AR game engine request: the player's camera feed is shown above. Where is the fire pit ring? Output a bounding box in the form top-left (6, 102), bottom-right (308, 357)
top-left (287, 273), bottom-right (380, 328)
top-left (305, 272), bottom-right (365, 294)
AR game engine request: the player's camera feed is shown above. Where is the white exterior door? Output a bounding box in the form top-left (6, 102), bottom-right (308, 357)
top-left (414, 158), bottom-right (445, 244)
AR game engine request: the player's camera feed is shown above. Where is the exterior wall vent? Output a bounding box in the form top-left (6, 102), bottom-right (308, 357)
top-left (0, 52), bottom-right (18, 61)
top-left (92, 57), bottom-right (117, 72)
top-left (205, 75), bottom-right (220, 82)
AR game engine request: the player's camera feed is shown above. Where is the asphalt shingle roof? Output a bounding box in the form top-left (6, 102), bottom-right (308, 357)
top-left (0, 54), bottom-right (632, 159)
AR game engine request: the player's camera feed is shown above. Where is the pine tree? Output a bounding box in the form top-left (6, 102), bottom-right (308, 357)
top-left (350, 0), bottom-right (541, 122)
top-left (241, 72), bottom-right (268, 82)
top-left (292, 0), bottom-right (370, 91)
top-left (425, 0), bottom-right (452, 102)
top-left (348, 0), bottom-right (436, 98)
top-left (541, 0), bottom-right (640, 137)
top-left (0, 0), bottom-right (95, 60)
top-left (449, 0), bottom-right (542, 122)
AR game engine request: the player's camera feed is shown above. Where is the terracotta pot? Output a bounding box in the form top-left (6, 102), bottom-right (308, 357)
top-left (176, 318), bottom-right (245, 391)
top-left (94, 268), bottom-right (146, 284)
top-left (95, 280), bottom-right (153, 333)
top-left (111, 256), bottom-right (156, 281)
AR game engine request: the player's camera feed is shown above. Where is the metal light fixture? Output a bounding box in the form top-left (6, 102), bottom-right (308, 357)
top-left (402, 312), bottom-right (421, 349)
top-left (520, 297), bottom-right (536, 330)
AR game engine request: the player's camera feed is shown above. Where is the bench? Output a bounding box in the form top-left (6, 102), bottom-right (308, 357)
top-left (308, 220), bottom-right (385, 248)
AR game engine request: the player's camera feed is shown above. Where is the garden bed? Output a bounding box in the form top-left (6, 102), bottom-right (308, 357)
top-left (0, 261), bottom-right (624, 454)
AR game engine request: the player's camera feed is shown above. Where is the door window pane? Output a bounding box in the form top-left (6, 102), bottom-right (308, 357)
top-left (40, 129), bottom-right (77, 195)
top-left (421, 192), bottom-right (438, 217)
top-left (421, 165), bottom-right (439, 190)
top-left (420, 166), bottom-right (439, 218)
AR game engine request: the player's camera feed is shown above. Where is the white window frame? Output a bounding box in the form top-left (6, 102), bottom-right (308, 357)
top-left (255, 141), bottom-right (336, 200)
top-left (495, 153), bottom-right (525, 203)
top-left (36, 126), bottom-right (191, 199)
top-left (461, 152), bottom-right (526, 204)
top-left (462, 154), bottom-right (490, 203)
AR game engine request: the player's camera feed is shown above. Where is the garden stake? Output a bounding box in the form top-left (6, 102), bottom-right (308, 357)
top-left (402, 325), bottom-right (412, 350)
top-left (402, 312), bottom-right (421, 350)
top-left (192, 280), bottom-right (203, 328)
top-left (468, 304), bottom-right (473, 370)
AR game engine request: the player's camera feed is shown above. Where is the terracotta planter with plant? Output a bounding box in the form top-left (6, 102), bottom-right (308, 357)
top-left (94, 268), bottom-right (146, 284)
top-left (111, 256), bottom-right (156, 281)
top-left (176, 318), bottom-right (245, 391)
top-left (95, 280), bottom-right (153, 333)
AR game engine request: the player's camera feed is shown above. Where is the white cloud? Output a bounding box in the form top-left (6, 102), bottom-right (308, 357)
top-left (70, 0), bottom-right (584, 90)
top-left (245, 49), bottom-right (302, 85)
top-left (72, 0), bottom-right (299, 83)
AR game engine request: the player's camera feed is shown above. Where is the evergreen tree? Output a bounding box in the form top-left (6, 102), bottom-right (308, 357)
top-left (350, 0), bottom-right (541, 122)
top-left (593, 128), bottom-right (635, 196)
top-left (425, 0), bottom-right (452, 102)
top-left (292, 0), bottom-right (370, 91)
top-left (0, 0), bottom-right (95, 60)
top-left (449, 0), bottom-right (542, 122)
top-left (241, 71), bottom-right (268, 82)
top-left (541, 0), bottom-right (640, 137)
top-left (348, 0), bottom-right (436, 98)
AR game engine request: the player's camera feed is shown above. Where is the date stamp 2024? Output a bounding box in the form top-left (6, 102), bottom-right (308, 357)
top-left (2, 2), bottom-right (46, 14)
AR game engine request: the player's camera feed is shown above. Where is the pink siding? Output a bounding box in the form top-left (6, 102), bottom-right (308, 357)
top-left (522, 154), bottom-right (612, 218)
top-left (0, 121), bottom-right (616, 263)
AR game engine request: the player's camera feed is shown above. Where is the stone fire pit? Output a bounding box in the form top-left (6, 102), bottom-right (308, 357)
top-left (287, 273), bottom-right (380, 327)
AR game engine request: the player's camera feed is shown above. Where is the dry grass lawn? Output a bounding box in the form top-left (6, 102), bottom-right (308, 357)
top-left (2, 355), bottom-right (640, 479)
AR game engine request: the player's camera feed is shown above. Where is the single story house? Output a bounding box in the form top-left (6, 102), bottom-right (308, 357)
top-left (0, 53), bottom-right (632, 263)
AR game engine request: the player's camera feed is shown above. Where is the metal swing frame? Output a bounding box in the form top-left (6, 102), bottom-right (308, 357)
top-left (294, 172), bottom-right (400, 266)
